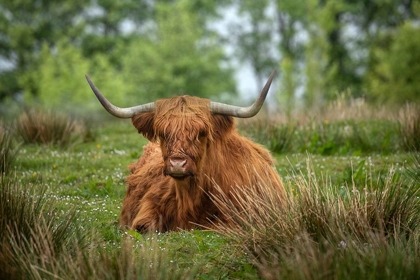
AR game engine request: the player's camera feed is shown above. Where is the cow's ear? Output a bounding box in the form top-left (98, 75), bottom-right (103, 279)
top-left (211, 115), bottom-right (234, 139)
top-left (132, 112), bottom-right (156, 141)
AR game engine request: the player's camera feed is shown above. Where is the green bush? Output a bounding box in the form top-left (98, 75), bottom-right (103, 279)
top-left (21, 42), bottom-right (126, 112)
top-left (367, 22), bottom-right (420, 104)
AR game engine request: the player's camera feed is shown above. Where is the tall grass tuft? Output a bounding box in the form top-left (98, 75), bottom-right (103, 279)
top-left (211, 161), bottom-right (420, 279)
top-left (16, 109), bottom-right (92, 147)
top-left (0, 176), bottom-right (86, 279)
top-left (311, 94), bottom-right (390, 122)
top-left (399, 104), bottom-right (420, 151)
top-left (0, 176), bottom-right (195, 279)
top-left (240, 98), bottom-right (420, 155)
top-left (0, 123), bottom-right (19, 175)
top-left (7, 235), bottom-right (194, 280)
top-left (406, 152), bottom-right (420, 184)
top-left (79, 119), bottom-right (97, 143)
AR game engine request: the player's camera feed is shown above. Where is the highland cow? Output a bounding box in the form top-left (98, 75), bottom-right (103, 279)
top-left (86, 70), bottom-right (285, 232)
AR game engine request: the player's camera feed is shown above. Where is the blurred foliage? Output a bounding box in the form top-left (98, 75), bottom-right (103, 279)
top-left (22, 42), bottom-right (126, 110)
top-left (0, 0), bottom-right (235, 112)
top-left (367, 22), bottom-right (420, 104)
top-left (234, 0), bottom-right (277, 91)
top-left (0, 0), bottom-right (235, 111)
top-left (0, 0), bottom-right (419, 112)
top-left (240, 119), bottom-right (401, 156)
top-left (121, 1), bottom-right (235, 103)
top-left (234, 0), bottom-right (418, 107)
top-left (0, 0), bottom-right (86, 100)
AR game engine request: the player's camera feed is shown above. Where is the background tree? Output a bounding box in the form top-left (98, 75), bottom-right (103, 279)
top-left (1, 0), bottom-right (419, 113)
top-left (0, 0), bottom-right (86, 101)
top-left (80, 0), bottom-right (152, 64)
top-left (367, 22), bottom-right (420, 104)
top-left (21, 42), bottom-right (126, 112)
top-left (304, 0), bottom-right (329, 107)
top-left (232, 0), bottom-right (277, 91)
top-left (274, 0), bottom-right (307, 113)
top-left (121, 1), bottom-right (235, 103)
top-left (0, 0), bottom-right (235, 113)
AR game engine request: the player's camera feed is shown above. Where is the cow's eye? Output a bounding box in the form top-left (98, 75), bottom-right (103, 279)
top-left (199, 131), bottom-right (207, 138)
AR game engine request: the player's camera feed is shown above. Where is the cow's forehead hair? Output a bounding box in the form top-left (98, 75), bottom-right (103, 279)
top-left (153, 96), bottom-right (214, 140)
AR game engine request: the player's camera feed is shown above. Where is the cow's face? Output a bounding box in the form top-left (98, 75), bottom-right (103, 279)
top-left (132, 96), bottom-right (233, 180)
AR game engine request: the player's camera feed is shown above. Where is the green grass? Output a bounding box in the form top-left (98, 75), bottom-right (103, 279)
top-left (239, 118), bottom-right (403, 155)
top-left (9, 121), bottom-right (251, 278)
top-left (1, 111), bottom-right (419, 279)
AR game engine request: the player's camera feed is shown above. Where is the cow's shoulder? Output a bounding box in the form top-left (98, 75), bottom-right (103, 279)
top-left (129, 142), bottom-right (163, 174)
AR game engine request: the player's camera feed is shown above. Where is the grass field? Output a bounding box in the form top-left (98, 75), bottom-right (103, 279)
top-left (1, 103), bottom-right (419, 279)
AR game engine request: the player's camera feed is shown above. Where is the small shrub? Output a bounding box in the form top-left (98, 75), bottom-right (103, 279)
top-left (16, 109), bottom-right (91, 147)
top-left (78, 119), bottom-right (97, 143)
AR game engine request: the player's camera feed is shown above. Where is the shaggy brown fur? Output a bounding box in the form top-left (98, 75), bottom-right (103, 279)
top-left (120, 96), bottom-right (285, 232)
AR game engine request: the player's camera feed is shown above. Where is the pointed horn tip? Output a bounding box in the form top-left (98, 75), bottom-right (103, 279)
top-left (270, 69), bottom-right (277, 77)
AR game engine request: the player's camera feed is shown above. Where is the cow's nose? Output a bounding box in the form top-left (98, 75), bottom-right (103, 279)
top-left (167, 158), bottom-right (188, 178)
top-left (169, 158), bottom-right (187, 168)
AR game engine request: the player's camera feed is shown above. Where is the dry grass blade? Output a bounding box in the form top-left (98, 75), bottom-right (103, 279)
top-left (0, 122), bottom-right (19, 175)
top-left (211, 159), bottom-right (420, 279)
top-left (0, 176), bottom-right (86, 279)
top-left (398, 104), bottom-right (420, 151)
top-left (0, 175), bottom-right (196, 280)
top-left (15, 109), bottom-right (91, 147)
top-left (406, 152), bottom-right (420, 183)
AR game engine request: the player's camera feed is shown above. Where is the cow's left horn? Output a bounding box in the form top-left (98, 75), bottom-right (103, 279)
top-left (85, 75), bottom-right (155, 118)
top-left (209, 69), bottom-right (276, 118)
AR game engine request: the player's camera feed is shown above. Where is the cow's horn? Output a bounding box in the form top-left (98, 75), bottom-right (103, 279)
top-left (85, 75), bottom-right (156, 118)
top-left (209, 69), bottom-right (276, 118)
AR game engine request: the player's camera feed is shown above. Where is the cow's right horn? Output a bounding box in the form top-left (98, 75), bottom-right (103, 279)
top-left (209, 69), bottom-right (276, 118)
top-left (85, 75), bottom-right (155, 118)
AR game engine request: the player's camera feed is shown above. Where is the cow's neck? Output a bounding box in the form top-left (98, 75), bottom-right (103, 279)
top-left (172, 176), bottom-right (204, 222)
